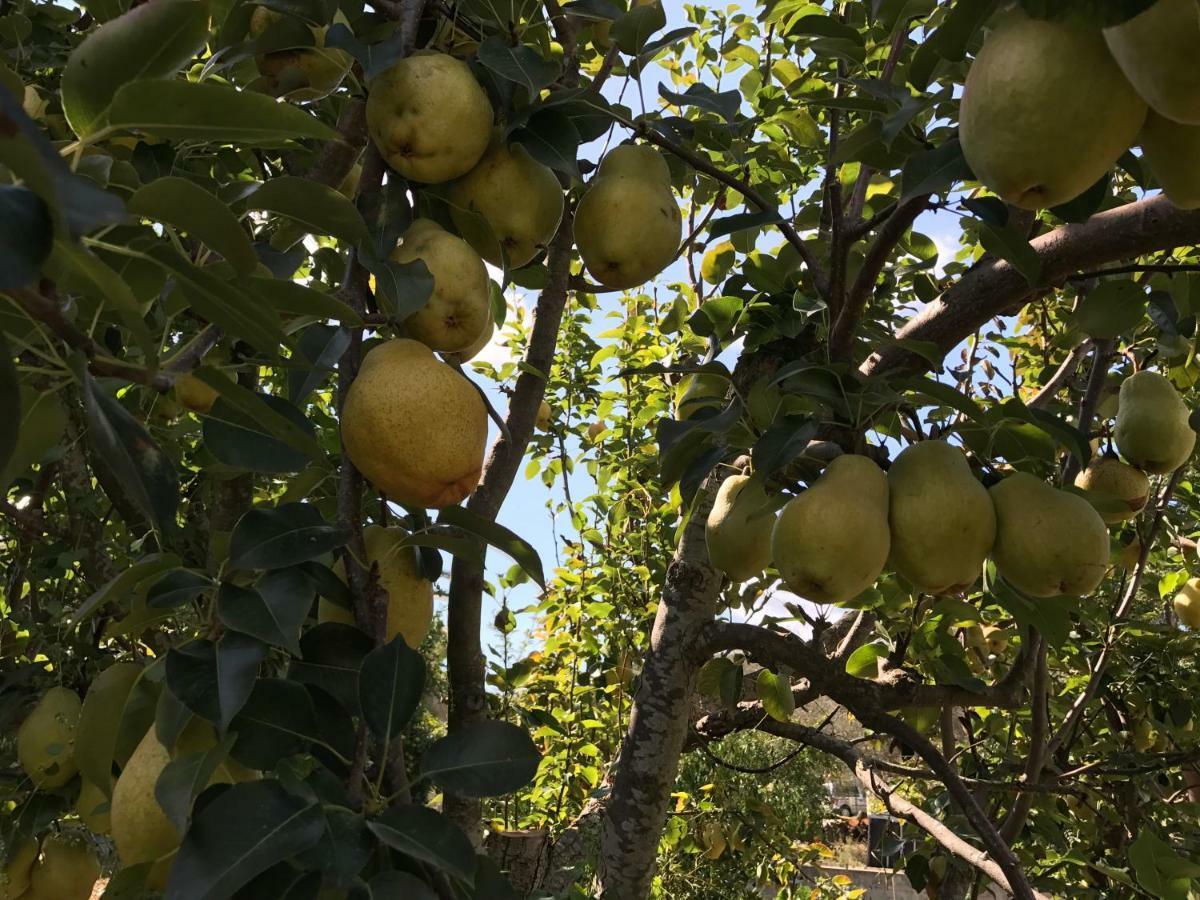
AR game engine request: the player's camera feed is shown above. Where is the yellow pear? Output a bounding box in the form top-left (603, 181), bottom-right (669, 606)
top-left (75, 777), bottom-right (111, 834)
top-left (1105, 0), bottom-right (1200, 124)
top-left (1175, 577), bottom-right (1200, 627)
top-left (320, 525), bottom-right (434, 648)
top-left (771, 455), bottom-right (890, 604)
top-left (111, 721), bottom-right (236, 892)
top-left (248, 6), bottom-right (353, 102)
top-left (24, 834), bottom-right (99, 900)
top-left (989, 473), bottom-right (1109, 597)
top-left (1073, 457), bottom-right (1150, 523)
top-left (175, 372), bottom-right (219, 414)
top-left (706, 474), bottom-right (776, 582)
top-left (574, 144), bottom-right (682, 289)
top-left (441, 313), bottom-right (494, 366)
top-left (448, 138), bottom-right (564, 268)
top-left (17, 687), bottom-right (81, 789)
top-left (587, 421), bottom-right (605, 441)
top-left (959, 9), bottom-right (1146, 209)
top-left (366, 51), bottom-right (493, 184)
top-left (1115, 370), bottom-right (1196, 473)
top-left (674, 373), bottom-right (727, 420)
top-left (536, 400), bottom-right (552, 431)
top-left (982, 625), bottom-right (1009, 655)
top-left (392, 219), bottom-right (491, 352)
top-left (1140, 111), bottom-right (1200, 209)
top-left (887, 440), bottom-right (996, 595)
top-left (0, 837), bottom-right (38, 900)
top-left (341, 339), bottom-right (488, 508)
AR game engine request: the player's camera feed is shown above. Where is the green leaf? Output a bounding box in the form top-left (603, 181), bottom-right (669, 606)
top-left (755, 670), bottom-right (795, 723)
top-left (697, 657), bottom-right (742, 709)
top-left (1074, 279), bottom-right (1147, 339)
top-left (76, 661), bottom-right (143, 794)
top-left (844, 641), bottom-right (886, 678)
top-left (70, 553), bottom-right (180, 627)
top-left (368, 805), bottom-right (477, 886)
top-left (243, 176), bottom-right (368, 244)
top-left (419, 720), bottom-right (542, 798)
top-left (477, 36), bottom-right (561, 95)
top-left (193, 368), bottom-right (322, 461)
top-left (289, 324), bottom-right (350, 404)
top-left (83, 374), bottom-right (179, 534)
top-left (146, 569), bottom-right (212, 609)
top-left (288, 623), bottom-right (372, 716)
top-left (511, 109), bottom-right (581, 180)
top-left (901, 139), bottom-right (973, 201)
top-left (1129, 829), bottom-right (1196, 900)
top-left (129, 177), bottom-right (257, 276)
top-left (991, 579), bottom-right (1078, 648)
top-left (898, 375), bottom-right (985, 422)
top-left (359, 636), bottom-right (426, 742)
top-left (61, 0), bottom-right (209, 137)
top-left (0, 382), bottom-right (65, 490)
top-left (978, 221), bottom-right (1042, 285)
top-left (611, 0), bottom-right (666, 54)
top-left (228, 502), bottom-right (347, 571)
top-left (229, 678), bottom-right (326, 768)
top-left (165, 636), bottom-right (266, 730)
top-left (436, 506), bottom-right (546, 589)
top-left (108, 79), bottom-right (339, 144)
top-left (251, 276), bottom-right (363, 325)
top-left (154, 734), bottom-right (237, 833)
top-left (167, 781), bottom-right (325, 900)
top-left (217, 568), bottom-right (312, 656)
top-left (203, 393), bottom-right (318, 474)
top-left (0, 186), bottom-right (52, 288)
top-left (0, 331), bottom-right (19, 476)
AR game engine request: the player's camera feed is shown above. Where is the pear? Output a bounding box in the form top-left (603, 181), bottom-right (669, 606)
top-left (17, 687), bottom-right (81, 789)
top-left (1140, 111), bottom-right (1200, 209)
top-left (574, 144), bottom-right (682, 289)
top-left (0, 838), bottom-right (38, 900)
top-left (536, 400), bottom-right (552, 431)
top-left (1105, 0), bottom-right (1200, 125)
top-left (1073, 456), bottom-right (1150, 523)
top-left (674, 373), bottom-right (727, 420)
top-left (175, 372), bottom-right (218, 414)
top-left (366, 51), bottom-right (493, 184)
top-left (248, 6), bottom-right (353, 102)
top-left (706, 474), bottom-right (776, 582)
top-left (1132, 717), bottom-right (1158, 752)
top-left (341, 339), bottom-right (488, 508)
top-left (587, 421), bottom-right (606, 441)
top-left (392, 219), bottom-right (491, 352)
top-left (441, 313), bottom-right (494, 365)
top-left (1175, 577), bottom-right (1200, 627)
top-left (989, 473), bottom-right (1109, 598)
top-left (320, 524), bottom-right (435, 648)
top-left (887, 440), bottom-right (996, 594)
top-left (75, 777), bottom-right (111, 834)
top-left (24, 834), bottom-right (99, 900)
top-left (448, 138), bottom-right (564, 268)
top-left (1115, 370), bottom-right (1196, 473)
top-left (771, 455), bottom-right (890, 604)
top-left (111, 720), bottom-right (236, 892)
top-left (959, 9), bottom-right (1146, 209)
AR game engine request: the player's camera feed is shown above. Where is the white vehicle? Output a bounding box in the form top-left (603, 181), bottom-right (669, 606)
top-left (823, 780), bottom-right (868, 817)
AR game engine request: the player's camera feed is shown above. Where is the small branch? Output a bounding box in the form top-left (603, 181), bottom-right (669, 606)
top-left (164, 325), bottom-right (223, 375)
top-left (1066, 263), bottom-right (1200, 281)
top-left (999, 639), bottom-right (1048, 842)
top-left (1026, 341), bottom-right (1088, 410)
top-left (1063, 338), bottom-right (1113, 482)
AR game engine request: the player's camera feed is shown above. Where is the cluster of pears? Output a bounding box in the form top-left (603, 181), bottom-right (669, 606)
top-left (247, 5), bottom-right (354, 101)
top-left (960, 1), bottom-right (1200, 210)
top-left (0, 833), bottom-right (100, 900)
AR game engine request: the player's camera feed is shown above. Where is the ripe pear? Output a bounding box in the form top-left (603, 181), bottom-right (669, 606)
top-left (448, 138), bottom-right (564, 268)
top-left (887, 440), bottom-right (996, 594)
top-left (771, 455), bottom-right (890, 604)
top-left (674, 373), bottom-right (727, 420)
top-left (17, 687), bottom-right (81, 789)
top-left (1115, 370), bottom-right (1197, 473)
top-left (24, 834), bottom-right (99, 900)
top-left (248, 6), bottom-right (353, 102)
top-left (0, 837), bottom-right (38, 900)
top-left (1140, 111), bottom-right (1200, 209)
top-left (366, 51), bottom-right (493, 184)
top-left (1073, 456), bottom-right (1150, 523)
top-left (959, 9), bottom-right (1146, 209)
top-left (111, 721), bottom-right (236, 892)
top-left (706, 474), bottom-right (776, 582)
top-left (989, 473), bottom-right (1109, 597)
top-left (175, 372), bottom-right (218, 414)
top-left (441, 313), bottom-right (494, 365)
top-left (75, 777), bottom-right (111, 834)
top-left (1175, 577), bottom-right (1200, 627)
top-left (341, 339), bottom-right (488, 508)
top-left (536, 400), bottom-right (552, 431)
top-left (320, 525), bottom-right (434, 648)
top-left (574, 144), bottom-right (682, 289)
top-left (393, 219), bottom-right (491, 352)
top-left (587, 421), bottom-right (606, 441)
top-left (1105, 0), bottom-right (1200, 125)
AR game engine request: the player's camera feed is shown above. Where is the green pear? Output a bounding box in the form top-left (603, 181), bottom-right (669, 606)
top-left (960, 9), bottom-right (1146, 209)
top-left (441, 313), bottom-right (494, 366)
top-left (1073, 456), bottom-right (1150, 523)
top-left (392, 219), bottom-right (492, 353)
top-left (771, 455), bottom-right (890, 604)
top-left (24, 834), bottom-right (99, 900)
top-left (989, 473), bottom-right (1109, 597)
top-left (674, 373), bottom-right (727, 420)
top-left (248, 6), bottom-right (353, 102)
top-left (706, 474), bottom-right (776, 582)
top-left (1105, 0), bottom-right (1200, 124)
top-left (887, 440), bottom-right (996, 594)
top-left (366, 51), bottom-right (493, 184)
top-left (1115, 370), bottom-right (1196, 473)
top-left (448, 138), bottom-right (564, 268)
top-left (1140, 111), bottom-right (1200, 209)
top-left (17, 687), bottom-right (81, 789)
top-left (574, 144), bottom-right (682, 289)
top-left (1175, 577), bottom-right (1200, 627)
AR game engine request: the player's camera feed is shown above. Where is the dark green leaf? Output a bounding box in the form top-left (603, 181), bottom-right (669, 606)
top-left (978, 221), bottom-right (1042, 285)
top-left (708, 208), bottom-right (783, 240)
top-left (251, 277), bottom-right (363, 325)
top-left (289, 623), bottom-right (373, 716)
top-left (155, 734), bottom-right (237, 833)
top-left (130, 177), bottom-right (258, 276)
top-left (697, 657), bottom-right (742, 709)
top-left (368, 805), bottom-right (477, 885)
top-left (511, 109), bottom-right (582, 179)
top-left (48, 240), bottom-right (155, 360)
top-left (295, 806), bottom-right (372, 885)
top-left (436, 506), bottom-right (545, 589)
top-left (657, 82), bottom-right (740, 121)
top-left (228, 502), bottom-right (348, 571)
top-left (1074, 279), bottom-right (1147, 339)
top-left (0, 331), bottom-right (19, 475)
top-left (611, 0), bottom-right (666, 54)
top-left (203, 393), bottom-right (317, 474)
top-left (244, 176), bottom-right (368, 244)
top-left (368, 871), bottom-right (438, 898)
top-left (228, 679), bottom-right (323, 769)
top-left (0, 186), bottom-right (52, 289)
top-left (147, 569), bottom-right (212, 610)
top-left (289, 325), bottom-right (350, 404)
top-left (218, 568), bottom-right (313, 656)
top-left (477, 36), bottom-right (561, 95)
top-left (359, 636), bottom-right (425, 742)
top-left (0, 382), bottom-right (65, 490)
top-left (420, 720), bottom-right (541, 798)
top-left (365, 258), bottom-right (434, 322)
top-left (70, 552), bottom-right (180, 627)
top-left (901, 139), bottom-right (973, 201)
